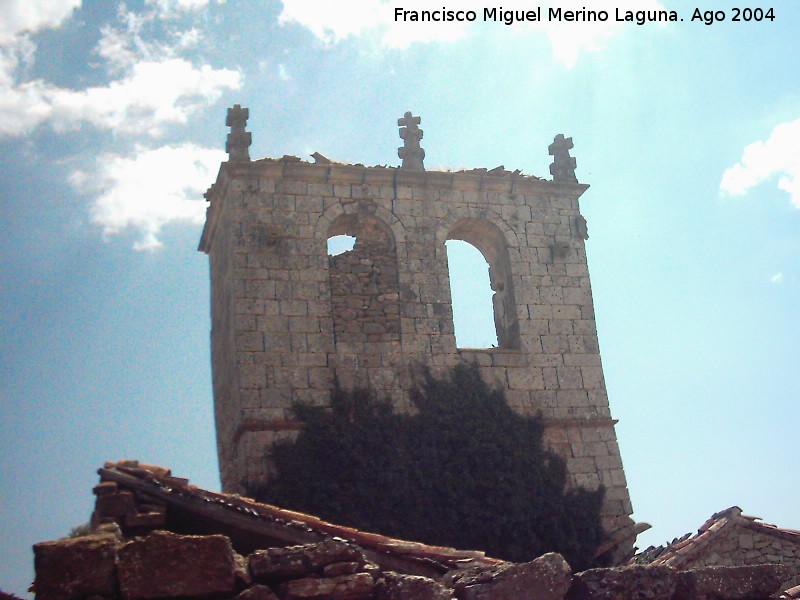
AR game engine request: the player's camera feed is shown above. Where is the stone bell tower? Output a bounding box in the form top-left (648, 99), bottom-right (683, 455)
top-left (199, 106), bottom-right (643, 562)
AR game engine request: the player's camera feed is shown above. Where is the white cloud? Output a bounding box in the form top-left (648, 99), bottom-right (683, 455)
top-left (95, 10), bottom-right (160, 74)
top-left (70, 143), bottom-right (225, 250)
top-left (720, 119), bottom-right (800, 208)
top-left (0, 0), bottom-right (81, 43)
top-left (0, 2), bottom-right (242, 139)
top-left (278, 0), bottom-right (668, 67)
top-left (0, 0), bottom-right (238, 250)
top-left (145, 0), bottom-right (215, 16)
top-left (48, 59), bottom-right (241, 137)
top-left (770, 272), bottom-right (784, 284)
top-left (278, 0), bottom-right (387, 45)
top-left (0, 58), bottom-right (240, 137)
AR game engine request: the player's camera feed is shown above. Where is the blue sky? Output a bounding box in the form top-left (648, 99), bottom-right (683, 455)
top-left (1, 0), bottom-right (799, 595)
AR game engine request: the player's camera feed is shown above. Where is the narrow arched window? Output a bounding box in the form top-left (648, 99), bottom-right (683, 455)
top-left (446, 218), bottom-right (520, 350)
top-left (445, 240), bottom-right (497, 348)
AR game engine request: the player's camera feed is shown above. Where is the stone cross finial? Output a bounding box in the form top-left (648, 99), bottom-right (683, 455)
top-left (549, 134), bottom-right (577, 183)
top-left (226, 104), bottom-right (252, 162)
top-left (397, 111), bottom-right (425, 171)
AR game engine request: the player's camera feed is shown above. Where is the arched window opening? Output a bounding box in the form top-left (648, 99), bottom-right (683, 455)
top-left (327, 213), bottom-right (400, 345)
top-left (445, 240), bottom-right (497, 349)
top-left (327, 234), bottom-right (356, 256)
top-left (447, 218), bottom-right (520, 350)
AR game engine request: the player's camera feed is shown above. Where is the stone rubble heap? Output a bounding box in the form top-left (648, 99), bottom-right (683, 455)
top-left (29, 462), bottom-right (797, 599)
top-left (33, 530), bottom-right (792, 600)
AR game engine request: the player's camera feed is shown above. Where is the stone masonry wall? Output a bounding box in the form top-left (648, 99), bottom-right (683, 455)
top-left (199, 158), bottom-right (635, 556)
top-left (686, 529), bottom-right (800, 591)
top-left (329, 232), bottom-right (401, 347)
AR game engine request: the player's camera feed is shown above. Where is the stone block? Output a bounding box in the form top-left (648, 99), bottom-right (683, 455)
top-left (594, 454), bottom-right (622, 470)
top-left (375, 572), bottom-right (454, 600)
top-left (33, 533), bottom-right (120, 600)
top-left (578, 367), bottom-right (603, 389)
top-left (93, 481), bottom-right (118, 496)
top-left (572, 320), bottom-right (598, 335)
top-left (238, 332), bottom-right (265, 352)
top-left (556, 367), bottom-right (583, 389)
top-left (116, 531), bottom-right (236, 599)
top-left (323, 562), bottom-right (362, 578)
top-left (540, 287), bottom-right (564, 304)
top-left (277, 573), bottom-right (374, 600)
top-left (123, 511), bottom-right (166, 529)
top-left (673, 564), bottom-right (790, 600)
top-left (249, 539), bottom-right (365, 583)
top-left (566, 565), bottom-right (676, 600)
top-left (236, 298), bottom-right (265, 315)
top-left (94, 490), bottom-right (137, 519)
top-left (240, 364), bottom-right (267, 389)
top-left (235, 585), bottom-right (280, 599)
top-left (542, 335), bottom-right (569, 355)
top-left (556, 390), bottom-right (589, 407)
top-left (552, 305), bottom-right (582, 320)
top-left (562, 286), bottom-right (592, 306)
top-left (506, 367), bottom-right (545, 390)
top-left (563, 354), bottom-right (600, 367)
top-left (447, 553), bottom-right (572, 600)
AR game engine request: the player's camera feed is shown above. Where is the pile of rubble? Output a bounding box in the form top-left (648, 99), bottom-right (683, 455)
top-left (28, 462), bottom-right (797, 599)
top-left (32, 530), bottom-right (793, 600)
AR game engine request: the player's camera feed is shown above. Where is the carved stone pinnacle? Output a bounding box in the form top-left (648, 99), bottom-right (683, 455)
top-left (226, 104), bottom-right (252, 162)
top-left (549, 133), bottom-right (577, 183)
top-left (397, 111), bottom-right (425, 171)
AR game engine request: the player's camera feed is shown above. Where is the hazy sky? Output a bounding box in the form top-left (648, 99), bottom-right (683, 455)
top-left (2, 0), bottom-right (799, 596)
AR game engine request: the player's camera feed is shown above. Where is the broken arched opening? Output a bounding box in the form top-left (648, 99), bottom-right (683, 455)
top-left (326, 213), bottom-right (401, 346)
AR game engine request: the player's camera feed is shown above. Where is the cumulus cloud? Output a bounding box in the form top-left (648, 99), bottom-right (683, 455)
top-left (278, 0), bottom-right (668, 67)
top-left (70, 143), bottom-right (225, 251)
top-left (0, 2), bottom-right (241, 139)
top-left (0, 58), bottom-right (240, 138)
top-left (0, 0), bottom-right (81, 43)
top-left (0, 1), bottom-right (239, 249)
top-left (47, 59), bottom-right (240, 137)
top-left (720, 119), bottom-right (800, 208)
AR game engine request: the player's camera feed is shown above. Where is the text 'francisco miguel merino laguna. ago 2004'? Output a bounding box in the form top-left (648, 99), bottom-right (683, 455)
top-left (393, 6), bottom-right (779, 26)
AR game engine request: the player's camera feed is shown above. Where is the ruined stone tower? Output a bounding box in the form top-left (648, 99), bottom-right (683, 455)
top-left (199, 107), bottom-right (641, 560)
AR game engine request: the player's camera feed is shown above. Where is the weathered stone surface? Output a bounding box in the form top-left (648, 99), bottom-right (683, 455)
top-left (250, 539), bottom-right (365, 582)
top-left (202, 135), bottom-right (635, 561)
top-left (93, 481), bottom-right (119, 496)
top-left (673, 564), bottom-right (791, 600)
top-left (116, 530), bottom-right (236, 599)
top-left (375, 571), bottom-right (454, 600)
top-left (323, 562), bottom-right (362, 577)
top-left (566, 564), bottom-right (676, 600)
top-left (277, 573), bottom-right (374, 600)
top-left (33, 533), bottom-right (119, 600)
top-left (236, 584), bottom-right (281, 599)
top-left (236, 551), bottom-right (254, 587)
top-left (447, 553), bottom-right (571, 600)
top-left (95, 490), bottom-right (136, 518)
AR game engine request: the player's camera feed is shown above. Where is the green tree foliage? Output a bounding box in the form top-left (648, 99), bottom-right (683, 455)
top-left (256, 363), bottom-right (606, 570)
